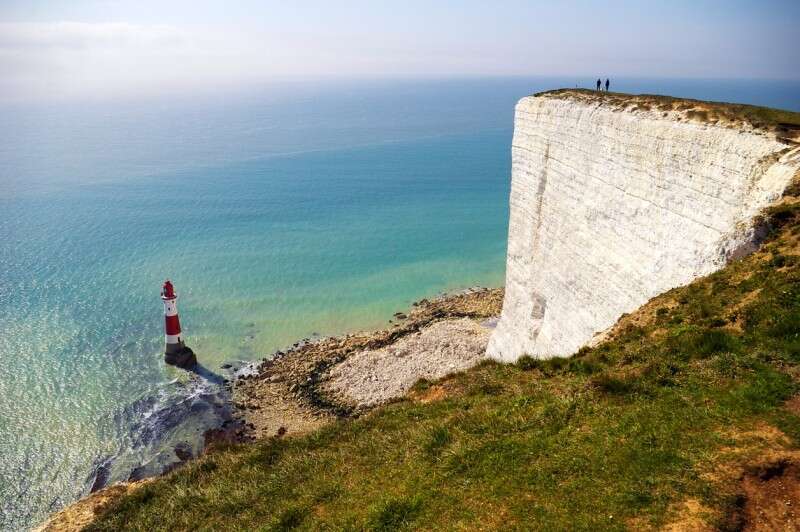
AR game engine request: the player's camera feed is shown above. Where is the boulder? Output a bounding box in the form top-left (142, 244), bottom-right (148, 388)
top-left (165, 346), bottom-right (197, 369)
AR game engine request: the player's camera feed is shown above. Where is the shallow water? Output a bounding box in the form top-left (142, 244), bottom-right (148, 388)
top-left (2, 77), bottom-right (799, 530)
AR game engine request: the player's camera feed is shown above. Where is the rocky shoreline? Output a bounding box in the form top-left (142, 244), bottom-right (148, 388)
top-left (36, 287), bottom-right (503, 531)
top-left (231, 287), bottom-right (503, 440)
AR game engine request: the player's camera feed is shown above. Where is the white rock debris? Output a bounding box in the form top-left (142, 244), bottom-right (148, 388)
top-left (325, 318), bottom-right (490, 407)
top-left (488, 94), bottom-right (800, 362)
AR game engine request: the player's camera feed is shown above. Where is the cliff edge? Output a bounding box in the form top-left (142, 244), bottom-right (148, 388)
top-left (488, 89), bottom-right (800, 361)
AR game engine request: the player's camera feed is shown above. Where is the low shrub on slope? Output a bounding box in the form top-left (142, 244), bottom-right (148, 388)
top-left (89, 188), bottom-right (800, 531)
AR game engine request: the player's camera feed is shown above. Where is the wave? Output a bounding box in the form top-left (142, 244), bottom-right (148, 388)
top-left (85, 365), bottom-right (235, 494)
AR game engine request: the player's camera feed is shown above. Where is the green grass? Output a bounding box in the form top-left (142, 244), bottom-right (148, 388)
top-left (88, 196), bottom-right (800, 531)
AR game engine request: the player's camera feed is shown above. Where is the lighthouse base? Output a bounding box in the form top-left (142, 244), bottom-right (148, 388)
top-left (165, 346), bottom-right (197, 370)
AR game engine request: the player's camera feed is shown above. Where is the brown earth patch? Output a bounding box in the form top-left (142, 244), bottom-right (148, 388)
top-left (785, 395), bottom-right (800, 417)
top-left (727, 288), bottom-right (763, 331)
top-left (713, 423), bottom-right (791, 469)
top-left (643, 422), bottom-right (800, 532)
top-left (661, 498), bottom-right (716, 532)
top-left (650, 327), bottom-right (669, 340)
top-left (34, 480), bottom-right (151, 532)
top-left (732, 459), bottom-right (800, 531)
top-left (669, 432), bottom-right (799, 531)
top-left (410, 384), bottom-right (449, 404)
top-left (730, 288), bottom-right (762, 312)
top-left (695, 424), bottom-right (791, 502)
top-left (785, 367), bottom-right (800, 384)
top-left (734, 423), bottom-right (792, 448)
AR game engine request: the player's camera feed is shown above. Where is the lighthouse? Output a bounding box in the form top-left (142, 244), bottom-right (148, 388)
top-left (161, 280), bottom-right (197, 369)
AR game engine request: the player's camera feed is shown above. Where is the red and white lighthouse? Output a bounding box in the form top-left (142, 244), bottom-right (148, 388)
top-left (161, 280), bottom-right (184, 353)
top-left (161, 280), bottom-right (196, 369)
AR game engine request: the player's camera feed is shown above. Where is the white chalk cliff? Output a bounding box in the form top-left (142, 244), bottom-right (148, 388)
top-left (488, 91), bottom-right (800, 362)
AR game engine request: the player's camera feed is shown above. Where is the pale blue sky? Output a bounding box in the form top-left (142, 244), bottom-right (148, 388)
top-left (1, 1), bottom-right (797, 101)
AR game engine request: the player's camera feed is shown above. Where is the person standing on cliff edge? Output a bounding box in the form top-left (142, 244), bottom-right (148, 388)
top-left (605, 78), bottom-right (610, 91)
top-left (596, 78), bottom-right (601, 91)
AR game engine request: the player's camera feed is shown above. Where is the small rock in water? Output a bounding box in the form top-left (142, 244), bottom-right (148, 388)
top-left (174, 442), bottom-right (193, 462)
top-left (164, 346), bottom-right (197, 370)
top-left (128, 466), bottom-right (148, 482)
top-left (89, 464), bottom-right (110, 493)
top-left (220, 363), bottom-right (233, 370)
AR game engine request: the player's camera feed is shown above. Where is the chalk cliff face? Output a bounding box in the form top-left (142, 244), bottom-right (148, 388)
top-left (488, 92), bottom-right (800, 362)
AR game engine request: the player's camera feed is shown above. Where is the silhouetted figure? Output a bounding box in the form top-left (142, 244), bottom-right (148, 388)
top-left (596, 78), bottom-right (602, 91)
top-left (605, 78), bottom-right (610, 91)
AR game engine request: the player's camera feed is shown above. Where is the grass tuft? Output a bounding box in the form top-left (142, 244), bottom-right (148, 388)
top-left (367, 495), bottom-right (424, 531)
top-left (423, 426), bottom-right (453, 460)
top-left (274, 506), bottom-right (306, 531)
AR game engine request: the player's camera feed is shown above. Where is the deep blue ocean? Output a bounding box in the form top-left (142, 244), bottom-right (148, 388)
top-left (2, 77), bottom-right (799, 530)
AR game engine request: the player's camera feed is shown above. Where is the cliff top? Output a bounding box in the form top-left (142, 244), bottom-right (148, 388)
top-left (534, 88), bottom-right (800, 143)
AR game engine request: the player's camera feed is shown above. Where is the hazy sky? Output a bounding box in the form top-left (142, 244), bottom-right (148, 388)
top-left (1, 0), bottom-right (798, 102)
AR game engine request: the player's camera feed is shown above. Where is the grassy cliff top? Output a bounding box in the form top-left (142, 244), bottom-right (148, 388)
top-left (534, 88), bottom-right (800, 142)
top-left (78, 180), bottom-right (800, 530)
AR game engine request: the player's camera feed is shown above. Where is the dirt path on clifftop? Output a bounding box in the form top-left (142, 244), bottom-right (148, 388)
top-left (232, 288), bottom-right (503, 440)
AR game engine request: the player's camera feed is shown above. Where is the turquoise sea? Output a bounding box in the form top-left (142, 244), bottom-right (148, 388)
top-left (2, 78), bottom-right (799, 530)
